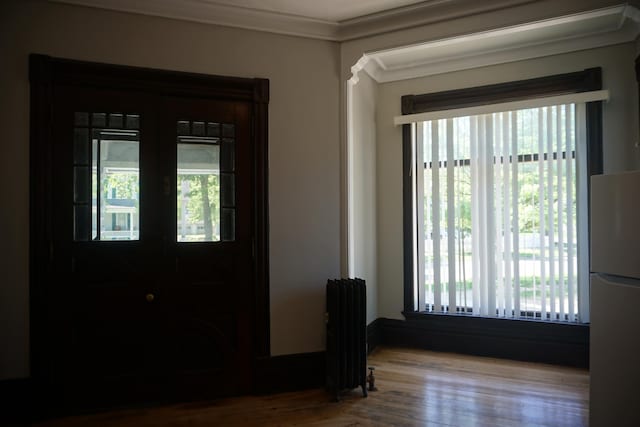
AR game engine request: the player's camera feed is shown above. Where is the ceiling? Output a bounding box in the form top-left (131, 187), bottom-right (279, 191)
top-left (202, 0), bottom-right (427, 23)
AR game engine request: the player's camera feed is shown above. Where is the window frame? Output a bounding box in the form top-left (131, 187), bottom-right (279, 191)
top-left (401, 68), bottom-right (603, 317)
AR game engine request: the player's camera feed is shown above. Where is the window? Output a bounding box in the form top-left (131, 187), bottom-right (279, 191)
top-left (401, 69), bottom-right (604, 323)
top-left (73, 112), bottom-right (140, 241)
top-left (176, 120), bottom-right (236, 242)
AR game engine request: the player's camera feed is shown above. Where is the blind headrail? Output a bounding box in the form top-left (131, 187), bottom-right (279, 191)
top-left (394, 89), bottom-right (609, 126)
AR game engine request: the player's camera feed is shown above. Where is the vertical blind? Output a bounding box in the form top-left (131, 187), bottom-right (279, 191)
top-left (412, 103), bottom-right (589, 322)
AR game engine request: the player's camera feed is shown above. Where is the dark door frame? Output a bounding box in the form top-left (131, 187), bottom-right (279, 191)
top-left (29, 54), bottom-right (270, 402)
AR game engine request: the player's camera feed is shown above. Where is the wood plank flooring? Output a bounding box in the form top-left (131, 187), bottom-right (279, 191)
top-left (36, 347), bottom-right (589, 427)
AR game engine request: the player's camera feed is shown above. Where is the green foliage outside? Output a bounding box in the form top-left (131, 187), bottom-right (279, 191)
top-left (102, 173), bottom-right (139, 202)
top-left (177, 174), bottom-right (220, 240)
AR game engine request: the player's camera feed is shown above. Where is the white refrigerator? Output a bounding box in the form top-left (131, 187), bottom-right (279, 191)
top-left (590, 170), bottom-right (640, 427)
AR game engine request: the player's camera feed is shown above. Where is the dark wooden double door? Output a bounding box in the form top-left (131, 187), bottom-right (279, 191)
top-left (32, 58), bottom-right (268, 411)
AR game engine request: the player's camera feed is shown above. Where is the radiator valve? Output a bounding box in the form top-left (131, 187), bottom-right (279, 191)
top-left (367, 366), bottom-right (378, 391)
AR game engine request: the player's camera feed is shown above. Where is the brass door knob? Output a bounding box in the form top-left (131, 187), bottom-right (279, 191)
top-left (146, 293), bottom-right (155, 303)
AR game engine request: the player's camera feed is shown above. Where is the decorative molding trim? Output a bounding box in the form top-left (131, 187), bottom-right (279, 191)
top-left (377, 316), bottom-right (590, 367)
top-left (349, 56), bottom-right (370, 85)
top-left (624, 4), bottom-right (640, 23)
top-left (353, 4), bottom-right (640, 83)
top-left (50, 0), bottom-right (340, 40)
top-left (338, 0), bottom-right (538, 41)
top-left (50, 0), bottom-right (538, 42)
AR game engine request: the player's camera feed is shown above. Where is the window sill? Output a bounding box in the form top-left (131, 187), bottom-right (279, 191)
top-left (403, 310), bottom-right (589, 327)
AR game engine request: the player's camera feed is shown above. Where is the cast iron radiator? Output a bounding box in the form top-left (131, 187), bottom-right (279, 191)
top-left (325, 278), bottom-right (367, 400)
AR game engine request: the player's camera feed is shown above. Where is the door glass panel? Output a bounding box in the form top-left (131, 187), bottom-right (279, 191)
top-left (221, 208), bottom-right (235, 241)
top-left (73, 129), bottom-right (89, 164)
top-left (91, 112), bottom-right (107, 128)
top-left (73, 112), bottom-right (140, 241)
top-left (220, 138), bottom-right (235, 171)
top-left (177, 142), bottom-right (220, 242)
top-left (125, 114), bottom-right (140, 130)
top-left (92, 138), bottom-right (98, 240)
top-left (220, 173), bottom-right (235, 207)
top-left (95, 134), bottom-right (140, 240)
top-left (74, 205), bottom-right (90, 241)
top-left (107, 113), bottom-right (124, 129)
top-left (207, 122), bottom-right (220, 137)
top-left (74, 166), bottom-right (89, 203)
top-left (192, 121), bottom-right (205, 136)
top-left (177, 120), bottom-right (235, 242)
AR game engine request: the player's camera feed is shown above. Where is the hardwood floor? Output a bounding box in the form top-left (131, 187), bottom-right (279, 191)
top-left (36, 347), bottom-right (589, 427)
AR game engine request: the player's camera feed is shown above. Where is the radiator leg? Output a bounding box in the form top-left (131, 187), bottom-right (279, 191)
top-left (367, 367), bottom-right (378, 392)
top-left (361, 383), bottom-right (368, 398)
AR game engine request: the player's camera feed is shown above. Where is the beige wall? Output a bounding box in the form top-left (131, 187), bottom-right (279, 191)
top-left (374, 43), bottom-right (639, 319)
top-left (0, 0), bottom-right (340, 379)
top-left (349, 72), bottom-right (379, 324)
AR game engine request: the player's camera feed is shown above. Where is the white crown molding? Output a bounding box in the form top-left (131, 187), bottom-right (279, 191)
top-left (50, 0), bottom-right (541, 42)
top-left (337, 0), bottom-right (538, 41)
top-left (51, 0), bottom-right (340, 40)
top-left (353, 4), bottom-right (640, 83)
